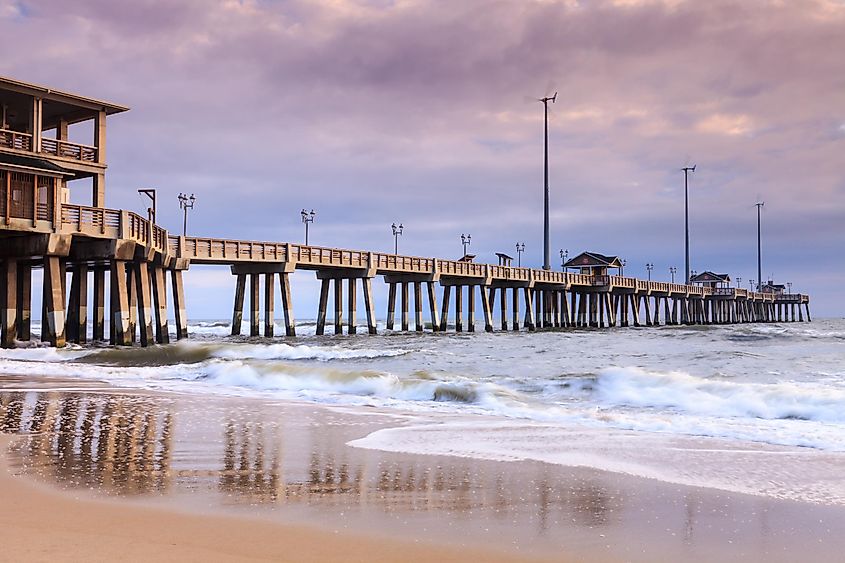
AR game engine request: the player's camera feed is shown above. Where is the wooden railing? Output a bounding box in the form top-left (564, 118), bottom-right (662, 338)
top-left (40, 138), bottom-right (98, 162)
top-left (0, 129), bottom-right (33, 151)
top-left (61, 204), bottom-right (120, 235)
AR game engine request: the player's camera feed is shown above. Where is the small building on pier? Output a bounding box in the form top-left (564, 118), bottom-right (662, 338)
top-left (495, 253), bottom-right (513, 267)
top-left (690, 271), bottom-right (731, 289)
top-left (563, 251), bottom-right (623, 276)
top-left (761, 281), bottom-right (786, 295)
top-left (0, 75), bottom-right (128, 224)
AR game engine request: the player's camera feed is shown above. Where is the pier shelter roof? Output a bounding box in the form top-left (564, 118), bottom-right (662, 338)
top-left (690, 271), bottom-right (730, 284)
top-left (563, 251), bottom-right (622, 270)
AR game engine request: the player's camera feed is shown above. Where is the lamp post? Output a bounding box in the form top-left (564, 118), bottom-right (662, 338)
top-left (737, 276), bottom-right (742, 289)
top-left (749, 279), bottom-right (755, 291)
top-left (539, 92), bottom-right (557, 271)
top-left (560, 249), bottom-right (568, 271)
top-left (669, 266), bottom-right (677, 283)
top-left (516, 242), bottom-right (525, 267)
top-left (177, 192), bottom-right (195, 237)
top-left (138, 188), bottom-right (156, 224)
top-left (461, 234), bottom-right (471, 257)
top-left (646, 263), bottom-right (654, 281)
top-left (621, 259), bottom-right (627, 276)
top-left (755, 201), bottom-right (764, 291)
top-left (682, 165), bottom-right (696, 285)
top-left (301, 209), bottom-right (315, 245)
top-left (787, 282), bottom-right (793, 295)
top-left (391, 222), bottom-right (403, 254)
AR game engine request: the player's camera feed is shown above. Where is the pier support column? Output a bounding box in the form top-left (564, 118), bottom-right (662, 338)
top-left (500, 288), bottom-right (508, 331)
top-left (414, 282), bottom-right (423, 332)
top-left (249, 274), bottom-right (260, 337)
top-left (512, 287), bottom-right (520, 331)
top-left (455, 285), bottom-right (463, 332)
top-left (44, 257), bottom-right (66, 348)
top-left (110, 260), bottom-right (130, 346)
top-left (643, 296), bottom-right (652, 326)
top-left (316, 279), bottom-right (329, 336)
top-left (524, 288), bottom-right (536, 331)
top-left (481, 285), bottom-right (493, 332)
top-left (135, 262), bottom-right (155, 347)
top-left (1, 260), bottom-right (17, 348)
top-left (467, 285), bottom-right (476, 332)
top-left (427, 282), bottom-right (440, 333)
top-left (362, 277), bottom-right (377, 335)
top-left (279, 273), bottom-right (295, 336)
top-left (16, 262), bottom-right (31, 342)
top-left (348, 278), bottom-right (358, 334)
top-left (231, 273), bottom-right (246, 336)
top-left (334, 278), bottom-right (344, 335)
top-left (400, 282), bottom-right (409, 332)
top-left (561, 291), bottom-right (571, 328)
top-left (126, 266), bottom-right (137, 343)
top-left (152, 266), bottom-right (169, 344)
top-left (66, 264), bottom-right (87, 344)
top-left (264, 272), bottom-right (275, 338)
top-left (440, 285), bottom-right (451, 332)
top-left (386, 283), bottom-right (396, 331)
top-left (171, 270), bottom-right (188, 340)
top-left (93, 267), bottom-right (106, 341)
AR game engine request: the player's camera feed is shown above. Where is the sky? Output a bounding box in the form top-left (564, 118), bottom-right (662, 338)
top-left (1, 0), bottom-right (844, 319)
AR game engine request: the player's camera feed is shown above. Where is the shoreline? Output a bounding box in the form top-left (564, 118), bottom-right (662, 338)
top-left (2, 378), bottom-right (845, 561)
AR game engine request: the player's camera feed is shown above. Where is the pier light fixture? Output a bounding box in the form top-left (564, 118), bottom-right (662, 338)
top-left (737, 276), bottom-right (742, 288)
top-left (669, 266), bottom-right (677, 283)
top-left (461, 233), bottom-right (472, 257)
top-left (749, 279), bottom-right (755, 291)
top-left (559, 249), bottom-right (568, 271)
top-left (621, 258), bottom-right (627, 276)
top-left (539, 91), bottom-right (557, 271)
top-left (516, 242), bottom-right (526, 267)
top-left (391, 222), bottom-right (403, 254)
top-left (301, 209), bottom-right (316, 245)
top-left (787, 282), bottom-right (793, 294)
top-left (177, 192), bottom-right (196, 237)
top-left (646, 263), bottom-right (654, 281)
top-left (138, 188), bottom-right (157, 225)
top-left (682, 164), bottom-right (696, 284)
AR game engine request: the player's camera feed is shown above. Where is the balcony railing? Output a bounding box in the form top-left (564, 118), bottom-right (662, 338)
top-left (0, 129), bottom-right (33, 151)
top-left (40, 138), bottom-right (97, 162)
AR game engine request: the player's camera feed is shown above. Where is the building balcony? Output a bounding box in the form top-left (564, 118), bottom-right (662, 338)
top-left (1, 128), bottom-right (99, 164)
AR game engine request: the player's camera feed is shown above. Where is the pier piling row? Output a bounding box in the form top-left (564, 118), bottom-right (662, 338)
top-left (0, 207), bottom-right (811, 349)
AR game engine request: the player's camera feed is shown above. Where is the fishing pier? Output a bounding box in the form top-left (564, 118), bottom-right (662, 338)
top-left (0, 77), bottom-right (811, 348)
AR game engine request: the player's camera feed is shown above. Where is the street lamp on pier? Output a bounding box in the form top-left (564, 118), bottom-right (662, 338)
top-left (461, 234), bottom-right (472, 257)
top-left (646, 263), bottom-right (654, 281)
top-left (787, 282), bottom-right (793, 295)
top-left (391, 222), bottom-right (403, 254)
top-left (560, 249), bottom-right (568, 271)
top-left (749, 279), bottom-right (755, 291)
top-left (138, 188), bottom-right (157, 225)
top-left (516, 242), bottom-right (525, 267)
top-left (177, 193), bottom-right (195, 237)
top-left (301, 209), bottom-right (316, 245)
top-left (669, 266), bottom-right (677, 283)
top-left (621, 259), bottom-right (627, 276)
top-left (737, 277), bottom-right (742, 289)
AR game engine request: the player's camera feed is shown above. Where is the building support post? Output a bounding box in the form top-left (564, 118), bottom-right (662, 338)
top-left (16, 262), bottom-right (31, 342)
top-left (1, 260), bottom-right (17, 348)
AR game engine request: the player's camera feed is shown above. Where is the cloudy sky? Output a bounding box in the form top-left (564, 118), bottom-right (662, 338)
top-left (2, 0), bottom-right (843, 318)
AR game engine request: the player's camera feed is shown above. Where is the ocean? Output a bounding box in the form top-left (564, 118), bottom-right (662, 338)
top-left (2, 318), bottom-right (844, 506)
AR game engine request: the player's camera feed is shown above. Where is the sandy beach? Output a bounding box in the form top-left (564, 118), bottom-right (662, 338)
top-left (1, 375), bottom-right (844, 562)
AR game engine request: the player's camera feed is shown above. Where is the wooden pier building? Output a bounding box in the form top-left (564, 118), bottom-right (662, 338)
top-left (0, 77), bottom-right (812, 349)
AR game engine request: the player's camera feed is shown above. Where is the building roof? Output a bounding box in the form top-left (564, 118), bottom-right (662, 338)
top-left (690, 271), bottom-right (731, 283)
top-left (762, 282), bottom-right (786, 290)
top-left (0, 152), bottom-right (73, 177)
top-left (495, 252), bottom-right (514, 260)
top-left (563, 251), bottom-right (623, 269)
top-left (458, 254), bottom-right (476, 262)
top-left (0, 75), bottom-right (129, 115)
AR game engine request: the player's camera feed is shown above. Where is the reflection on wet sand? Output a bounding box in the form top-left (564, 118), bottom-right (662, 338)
top-left (1, 391), bottom-right (172, 495)
top-left (2, 389), bottom-right (840, 561)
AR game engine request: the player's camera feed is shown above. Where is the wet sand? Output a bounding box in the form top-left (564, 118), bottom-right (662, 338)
top-left (1, 376), bottom-right (845, 562)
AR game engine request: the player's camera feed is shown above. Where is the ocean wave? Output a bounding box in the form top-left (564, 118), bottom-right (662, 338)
top-left (591, 366), bottom-right (845, 423)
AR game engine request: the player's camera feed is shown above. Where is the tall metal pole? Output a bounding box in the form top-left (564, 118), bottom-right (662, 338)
top-left (756, 201), bottom-right (764, 290)
top-left (540, 92), bottom-right (556, 271)
top-left (682, 165), bottom-right (696, 284)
